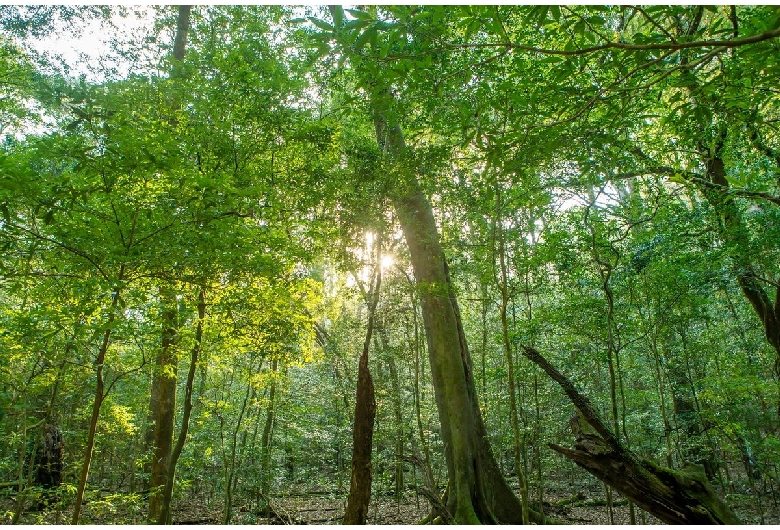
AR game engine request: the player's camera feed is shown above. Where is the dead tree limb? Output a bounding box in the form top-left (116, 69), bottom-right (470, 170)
top-left (521, 346), bottom-right (741, 525)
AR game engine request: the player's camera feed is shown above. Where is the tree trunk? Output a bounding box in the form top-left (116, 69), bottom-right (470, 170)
top-left (157, 287), bottom-right (205, 524)
top-left (494, 183), bottom-right (530, 524)
top-left (409, 282), bottom-right (434, 490)
top-left (147, 7), bottom-right (192, 517)
top-left (374, 323), bottom-right (405, 500)
top-left (677, 15), bottom-right (780, 364)
top-left (343, 257), bottom-right (381, 524)
top-left (696, 150), bottom-right (780, 361)
top-left (71, 275), bottom-right (123, 524)
top-left (522, 345), bottom-right (741, 525)
top-left (259, 358), bottom-right (278, 504)
top-left (36, 423), bottom-right (63, 491)
top-left (148, 286), bottom-right (179, 522)
top-left (223, 379), bottom-right (252, 525)
top-left (387, 352), bottom-right (405, 499)
top-left (370, 89), bottom-right (533, 524)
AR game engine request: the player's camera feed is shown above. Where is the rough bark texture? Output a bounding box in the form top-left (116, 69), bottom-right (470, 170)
top-left (172, 5), bottom-right (191, 62)
top-left (35, 423), bottom-right (63, 490)
top-left (522, 346), bottom-right (741, 525)
top-left (343, 346), bottom-right (377, 524)
top-left (371, 90), bottom-right (535, 524)
top-left (343, 267), bottom-right (380, 524)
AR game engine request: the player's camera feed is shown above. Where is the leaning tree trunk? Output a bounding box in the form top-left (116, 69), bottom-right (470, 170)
top-left (697, 150), bottom-right (780, 361)
top-left (71, 269), bottom-right (125, 524)
top-left (676, 18), bottom-right (780, 365)
top-left (370, 88), bottom-right (539, 524)
top-left (521, 346), bottom-right (741, 525)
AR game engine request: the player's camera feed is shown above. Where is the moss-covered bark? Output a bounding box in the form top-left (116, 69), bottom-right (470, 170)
top-left (370, 89), bottom-right (553, 524)
top-left (523, 346), bottom-right (740, 525)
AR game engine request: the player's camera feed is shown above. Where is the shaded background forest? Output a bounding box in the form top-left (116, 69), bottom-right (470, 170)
top-left (1, 4), bottom-right (780, 524)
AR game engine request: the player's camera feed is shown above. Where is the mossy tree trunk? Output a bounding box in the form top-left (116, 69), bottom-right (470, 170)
top-left (522, 346), bottom-right (741, 525)
top-left (371, 89), bottom-right (537, 524)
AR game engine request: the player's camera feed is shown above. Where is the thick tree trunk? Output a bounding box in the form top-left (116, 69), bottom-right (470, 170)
top-left (522, 346), bottom-right (741, 525)
top-left (343, 263), bottom-right (381, 524)
top-left (34, 422), bottom-right (63, 491)
top-left (371, 90), bottom-right (532, 524)
top-left (148, 286), bottom-right (178, 522)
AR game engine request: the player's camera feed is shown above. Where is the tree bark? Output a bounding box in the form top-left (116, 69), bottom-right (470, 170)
top-left (387, 350), bottom-right (405, 499)
top-left (494, 183), bottom-right (530, 524)
top-left (71, 275), bottom-right (123, 524)
top-left (259, 358), bottom-right (277, 503)
top-left (223, 379), bottom-right (252, 524)
top-left (148, 286), bottom-right (179, 522)
top-left (697, 150), bottom-right (780, 360)
top-left (150, 9), bottom-right (192, 520)
top-left (521, 345), bottom-right (741, 525)
top-left (343, 257), bottom-right (381, 524)
top-left (370, 88), bottom-right (533, 524)
top-left (157, 287), bottom-right (205, 524)
top-left (36, 423), bottom-right (63, 491)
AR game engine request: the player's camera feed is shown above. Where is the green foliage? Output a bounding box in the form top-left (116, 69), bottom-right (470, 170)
top-left (3, 4), bottom-right (780, 523)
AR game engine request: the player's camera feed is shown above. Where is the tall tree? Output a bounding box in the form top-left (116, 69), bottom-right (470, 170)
top-left (147, 6), bottom-right (192, 522)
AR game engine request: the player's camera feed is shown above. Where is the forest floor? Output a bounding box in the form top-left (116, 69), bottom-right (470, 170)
top-left (6, 480), bottom-right (777, 525)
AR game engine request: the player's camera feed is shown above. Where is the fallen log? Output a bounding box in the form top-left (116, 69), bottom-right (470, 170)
top-left (522, 346), bottom-right (741, 525)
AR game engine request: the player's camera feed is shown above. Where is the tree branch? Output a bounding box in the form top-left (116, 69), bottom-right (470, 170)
top-left (445, 26), bottom-right (780, 56)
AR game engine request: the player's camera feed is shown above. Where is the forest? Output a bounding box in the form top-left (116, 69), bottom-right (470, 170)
top-left (1, 4), bottom-right (779, 525)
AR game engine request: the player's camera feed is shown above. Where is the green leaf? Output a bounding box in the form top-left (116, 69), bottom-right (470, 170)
top-left (353, 26), bottom-right (376, 51)
top-left (308, 17), bottom-right (334, 32)
top-left (379, 39), bottom-right (390, 60)
top-left (344, 19), bottom-right (371, 31)
top-left (346, 9), bottom-right (373, 21)
top-left (331, 6), bottom-right (344, 29)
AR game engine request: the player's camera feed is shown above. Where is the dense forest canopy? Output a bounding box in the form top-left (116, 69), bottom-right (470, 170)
top-left (1, 4), bottom-right (779, 525)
